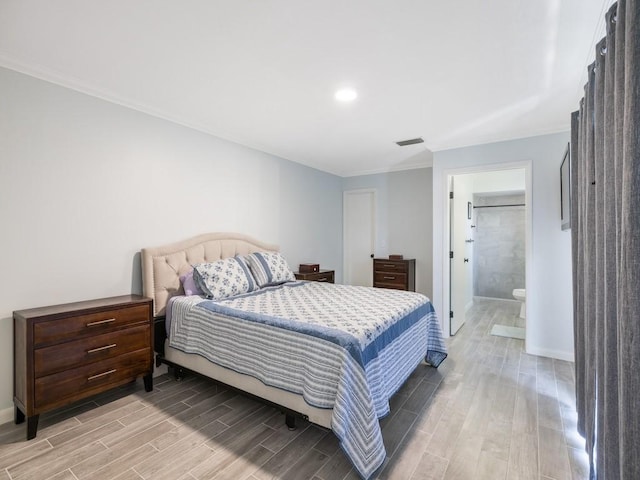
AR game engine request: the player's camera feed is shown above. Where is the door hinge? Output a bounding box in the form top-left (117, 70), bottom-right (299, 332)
top-left (449, 251), bottom-right (454, 259)
top-left (450, 311), bottom-right (454, 318)
top-left (449, 191), bottom-right (454, 199)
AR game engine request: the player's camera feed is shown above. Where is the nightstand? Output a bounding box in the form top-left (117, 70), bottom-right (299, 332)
top-left (13, 294), bottom-right (154, 440)
top-left (294, 269), bottom-right (335, 283)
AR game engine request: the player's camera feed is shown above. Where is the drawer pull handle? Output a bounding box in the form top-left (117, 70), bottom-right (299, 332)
top-left (382, 264), bottom-right (396, 268)
top-left (86, 318), bottom-right (116, 327)
top-left (317, 277), bottom-right (328, 281)
top-left (88, 369), bottom-right (117, 381)
top-left (87, 344), bottom-right (117, 354)
top-left (383, 276), bottom-right (396, 280)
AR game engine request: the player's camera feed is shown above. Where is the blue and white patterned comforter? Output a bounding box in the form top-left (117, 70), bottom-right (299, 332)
top-left (168, 281), bottom-right (447, 479)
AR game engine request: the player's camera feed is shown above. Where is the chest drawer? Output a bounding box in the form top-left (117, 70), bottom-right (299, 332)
top-left (374, 271), bottom-right (407, 287)
top-left (374, 260), bottom-right (408, 273)
top-left (34, 348), bottom-right (151, 411)
top-left (33, 304), bottom-right (150, 347)
top-left (34, 324), bottom-right (150, 378)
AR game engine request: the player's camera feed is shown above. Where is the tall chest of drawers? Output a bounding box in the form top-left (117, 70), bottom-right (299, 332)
top-left (13, 294), bottom-right (153, 440)
top-left (373, 258), bottom-right (416, 291)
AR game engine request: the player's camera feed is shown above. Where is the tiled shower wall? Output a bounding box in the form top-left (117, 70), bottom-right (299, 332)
top-left (473, 193), bottom-right (525, 299)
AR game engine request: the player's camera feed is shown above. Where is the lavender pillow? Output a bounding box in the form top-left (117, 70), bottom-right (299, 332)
top-left (179, 269), bottom-right (204, 296)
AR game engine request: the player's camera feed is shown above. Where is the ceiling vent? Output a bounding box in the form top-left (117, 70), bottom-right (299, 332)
top-left (395, 137), bottom-right (424, 146)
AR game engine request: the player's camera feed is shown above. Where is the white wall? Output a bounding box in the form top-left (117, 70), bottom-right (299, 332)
top-left (433, 133), bottom-right (574, 361)
top-left (343, 168), bottom-right (433, 298)
top-left (471, 169), bottom-right (526, 193)
top-left (0, 67), bottom-right (343, 419)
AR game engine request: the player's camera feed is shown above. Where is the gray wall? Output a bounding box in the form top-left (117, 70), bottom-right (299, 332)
top-left (342, 168), bottom-right (433, 298)
top-left (473, 193), bottom-right (526, 299)
top-left (0, 67), bottom-right (343, 419)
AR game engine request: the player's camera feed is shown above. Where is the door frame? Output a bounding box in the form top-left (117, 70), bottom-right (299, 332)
top-left (438, 161), bottom-right (532, 352)
top-left (343, 188), bottom-right (376, 286)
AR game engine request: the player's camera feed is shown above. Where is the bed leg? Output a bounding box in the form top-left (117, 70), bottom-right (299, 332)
top-left (171, 366), bottom-right (185, 381)
top-left (285, 413), bottom-right (296, 430)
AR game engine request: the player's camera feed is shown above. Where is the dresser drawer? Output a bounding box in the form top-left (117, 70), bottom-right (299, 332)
top-left (374, 271), bottom-right (407, 287)
top-left (34, 324), bottom-right (150, 378)
top-left (295, 270), bottom-right (335, 283)
top-left (33, 304), bottom-right (150, 347)
top-left (34, 348), bottom-right (151, 411)
top-left (373, 260), bottom-right (408, 273)
top-left (314, 271), bottom-right (334, 283)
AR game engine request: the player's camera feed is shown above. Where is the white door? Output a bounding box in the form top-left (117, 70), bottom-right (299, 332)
top-left (344, 189), bottom-right (375, 286)
top-left (450, 176), bottom-right (472, 335)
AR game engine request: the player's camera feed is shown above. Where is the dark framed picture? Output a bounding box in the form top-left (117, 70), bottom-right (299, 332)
top-left (467, 201), bottom-right (472, 220)
top-left (560, 143), bottom-right (571, 230)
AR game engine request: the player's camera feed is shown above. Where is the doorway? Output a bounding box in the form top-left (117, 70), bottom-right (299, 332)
top-left (445, 165), bottom-right (530, 339)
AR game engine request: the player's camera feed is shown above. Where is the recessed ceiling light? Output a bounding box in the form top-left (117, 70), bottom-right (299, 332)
top-left (335, 89), bottom-right (357, 102)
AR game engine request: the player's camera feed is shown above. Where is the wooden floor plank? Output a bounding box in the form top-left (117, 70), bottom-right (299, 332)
top-left (253, 426), bottom-right (326, 480)
top-left (10, 440), bottom-right (107, 480)
top-left (376, 429), bottom-right (432, 480)
top-left (380, 408), bottom-right (417, 458)
top-left (72, 444), bottom-right (157, 480)
top-left (280, 449), bottom-right (329, 480)
top-left (313, 447), bottom-right (354, 480)
top-left (49, 469), bottom-right (81, 480)
top-left (442, 433), bottom-right (483, 480)
top-left (538, 425), bottom-right (571, 479)
top-left (475, 451), bottom-right (508, 480)
top-left (409, 451), bottom-right (448, 480)
top-left (209, 445), bottom-right (274, 480)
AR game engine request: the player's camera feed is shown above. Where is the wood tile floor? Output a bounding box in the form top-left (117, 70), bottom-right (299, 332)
top-left (0, 298), bottom-right (589, 479)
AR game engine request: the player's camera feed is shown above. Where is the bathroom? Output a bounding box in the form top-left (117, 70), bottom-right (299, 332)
top-left (473, 191), bottom-right (526, 336)
top-left (449, 168), bottom-right (526, 338)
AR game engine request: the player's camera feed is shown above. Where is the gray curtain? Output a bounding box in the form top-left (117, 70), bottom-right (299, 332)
top-left (571, 1), bottom-right (640, 478)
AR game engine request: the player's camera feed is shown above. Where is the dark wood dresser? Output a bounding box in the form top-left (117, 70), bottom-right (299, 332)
top-left (294, 269), bottom-right (335, 283)
top-left (13, 294), bottom-right (153, 439)
top-left (373, 258), bottom-right (416, 291)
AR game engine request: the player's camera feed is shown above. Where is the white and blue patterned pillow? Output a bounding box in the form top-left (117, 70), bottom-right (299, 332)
top-left (245, 251), bottom-right (296, 288)
top-left (193, 256), bottom-right (257, 300)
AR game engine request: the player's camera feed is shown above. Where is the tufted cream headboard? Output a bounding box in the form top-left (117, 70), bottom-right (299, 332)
top-left (141, 232), bottom-right (279, 317)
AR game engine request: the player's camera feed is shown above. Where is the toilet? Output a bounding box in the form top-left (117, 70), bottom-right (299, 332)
top-left (512, 288), bottom-right (526, 319)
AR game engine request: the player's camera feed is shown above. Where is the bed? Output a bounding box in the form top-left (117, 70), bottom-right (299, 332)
top-left (141, 232), bottom-right (447, 479)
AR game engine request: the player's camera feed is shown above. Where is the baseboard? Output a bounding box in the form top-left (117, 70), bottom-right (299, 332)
top-left (0, 405), bottom-right (13, 425)
top-left (465, 300), bottom-right (474, 312)
top-left (526, 345), bottom-right (574, 362)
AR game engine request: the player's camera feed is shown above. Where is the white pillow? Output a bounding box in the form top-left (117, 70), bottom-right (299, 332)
top-left (193, 256), bottom-right (258, 300)
top-left (244, 252), bottom-right (296, 288)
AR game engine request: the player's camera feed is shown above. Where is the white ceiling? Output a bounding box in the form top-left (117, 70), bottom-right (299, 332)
top-left (0, 0), bottom-right (611, 176)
